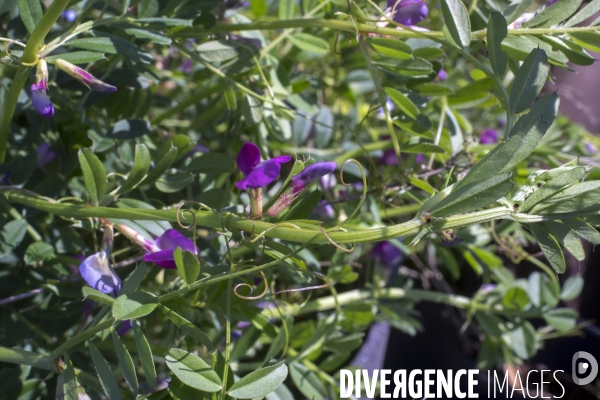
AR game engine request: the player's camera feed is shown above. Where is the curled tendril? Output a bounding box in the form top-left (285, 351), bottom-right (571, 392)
top-left (233, 270), bottom-right (269, 300)
top-left (176, 200), bottom-right (210, 254)
top-left (219, 211), bottom-right (236, 234)
top-left (247, 222), bottom-right (302, 244)
top-left (273, 269), bottom-right (330, 296)
top-left (318, 222), bottom-right (354, 253)
top-left (3, 40), bottom-right (26, 65)
top-left (339, 159), bottom-right (368, 227)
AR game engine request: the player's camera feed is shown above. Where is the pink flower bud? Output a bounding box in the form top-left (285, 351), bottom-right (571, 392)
top-left (55, 58), bottom-right (117, 93)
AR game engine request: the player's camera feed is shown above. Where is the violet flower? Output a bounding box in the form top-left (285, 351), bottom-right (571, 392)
top-left (585, 142), bottom-right (596, 155)
top-left (372, 241), bottom-right (403, 267)
top-left (267, 161), bottom-right (337, 217)
top-left (118, 320), bottom-right (133, 336)
top-left (235, 142), bottom-right (291, 190)
top-left (480, 128), bottom-right (499, 144)
top-left (56, 59), bottom-right (117, 93)
top-left (117, 225), bottom-right (196, 269)
top-left (547, 0), bottom-right (558, 6)
top-left (31, 60), bottom-right (54, 118)
top-left (381, 148), bottom-right (399, 166)
top-left (79, 226), bottom-right (121, 296)
top-left (437, 69), bottom-right (448, 80)
top-left (36, 143), bottom-right (56, 168)
top-left (388, 0), bottom-right (428, 26)
top-left (62, 9), bottom-right (77, 22)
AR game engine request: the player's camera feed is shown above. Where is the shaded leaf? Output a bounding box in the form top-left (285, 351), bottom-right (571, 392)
top-left (529, 224), bottom-right (566, 273)
top-left (78, 148), bottom-right (107, 205)
top-left (133, 321), bottom-right (157, 388)
top-left (227, 362), bottom-right (288, 399)
top-left (165, 348), bottom-right (222, 393)
top-left (159, 305), bottom-right (213, 349)
top-left (88, 341), bottom-right (122, 400)
top-left (510, 48), bottom-right (548, 114)
top-left (113, 291), bottom-right (158, 320)
top-left (441, 0), bottom-right (471, 48)
top-left (487, 12), bottom-right (508, 76)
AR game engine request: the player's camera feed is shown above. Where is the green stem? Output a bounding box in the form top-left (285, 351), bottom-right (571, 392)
top-left (0, 346), bottom-right (55, 370)
top-left (174, 18), bottom-right (600, 40)
top-left (0, 0), bottom-right (70, 163)
top-left (48, 318), bottom-right (114, 360)
top-left (3, 189), bottom-right (548, 246)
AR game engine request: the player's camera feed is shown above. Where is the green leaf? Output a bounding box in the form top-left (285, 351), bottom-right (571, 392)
top-left (506, 0), bottom-right (535, 24)
top-left (138, 0), bottom-right (159, 17)
top-left (441, 0), bottom-right (471, 48)
top-left (251, 0), bottom-right (267, 16)
top-left (563, 219), bottom-right (600, 246)
top-left (385, 87), bottom-right (419, 119)
top-left (1, 219), bottom-right (27, 250)
top-left (227, 362), bottom-right (288, 399)
top-left (155, 171), bottom-right (194, 193)
top-left (283, 189), bottom-right (323, 221)
top-left (520, 167), bottom-right (588, 212)
top-left (187, 153), bottom-right (235, 174)
top-left (120, 263), bottom-right (148, 296)
top-left (523, 0), bottom-right (583, 28)
top-left (544, 308), bottom-right (577, 332)
top-left (46, 52), bottom-right (106, 65)
top-left (531, 181), bottom-right (600, 214)
top-left (139, 147), bottom-right (178, 186)
top-left (112, 291), bottom-right (158, 320)
top-left (107, 119), bottom-right (152, 139)
top-left (314, 106), bottom-right (334, 148)
top-left (374, 57), bottom-right (433, 76)
top-left (289, 33), bottom-right (329, 54)
top-left (487, 12), bottom-right (508, 76)
top-left (368, 38), bottom-right (413, 60)
top-left (82, 287), bottom-right (116, 306)
top-left (529, 224), bottom-right (566, 274)
top-left (78, 148), bottom-right (107, 205)
top-left (413, 83), bottom-right (454, 96)
top-left (197, 40), bottom-right (241, 62)
top-left (173, 247), bottom-right (200, 286)
top-left (17, 0), bottom-right (42, 34)
top-left (219, 79), bottom-right (237, 111)
top-left (569, 32), bottom-right (600, 53)
top-left (539, 221), bottom-right (585, 261)
top-left (24, 242), bottom-right (54, 264)
top-left (541, 36), bottom-right (595, 67)
top-left (560, 274), bottom-right (584, 301)
top-left (429, 173), bottom-right (514, 217)
top-left (111, 330), bottom-right (139, 396)
top-left (88, 341), bottom-right (122, 400)
top-left (121, 27), bottom-right (171, 45)
top-left (413, 47), bottom-right (444, 60)
top-left (457, 93), bottom-right (558, 189)
top-left (324, 332), bottom-right (364, 353)
top-left (279, 0), bottom-right (294, 20)
top-left (509, 48), bottom-right (549, 114)
top-left (289, 363), bottom-right (327, 400)
top-left (117, 144), bottom-right (151, 194)
top-left (401, 137), bottom-right (445, 154)
top-left (165, 348), bottom-right (222, 393)
top-left (159, 305), bottom-right (212, 349)
top-left (62, 355), bottom-right (79, 400)
top-left (67, 33), bottom-right (152, 64)
top-left (132, 321), bottom-right (157, 388)
top-left (242, 95), bottom-right (262, 127)
top-left (502, 287), bottom-right (530, 310)
top-left (565, 0), bottom-right (600, 27)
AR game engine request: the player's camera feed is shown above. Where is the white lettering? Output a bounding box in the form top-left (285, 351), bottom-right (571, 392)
top-left (380, 369), bottom-right (391, 398)
top-left (393, 370), bottom-right (406, 398)
top-left (553, 370), bottom-right (565, 399)
top-left (363, 370), bottom-right (378, 398)
top-left (438, 369), bottom-right (453, 398)
top-left (493, 370), bottom-right (508, 397)
top-left (511, 370), bottom-right (525, 398)
top-left (409, 370), bottom-right (423, 398)
top-left (455, 370), bottom-right (466, 399)
top-left (526, 370), bottom-right (539, 398)
top-left (541, 370), bottom-right (551, 399)
top-left (468, 369), bottom-right (479, 398)
top-left (424, 369), bottom-right (435, 398)
top-left (340, 370), bottom-right (353, 398)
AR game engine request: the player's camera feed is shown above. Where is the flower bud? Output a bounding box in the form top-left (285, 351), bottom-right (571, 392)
top-left (31, 60), bottom-right (54, 118)
top-left (55, 58), bottom-right (117, 93)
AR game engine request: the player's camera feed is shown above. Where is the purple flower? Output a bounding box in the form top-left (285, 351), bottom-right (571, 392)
top-left (388, 0), bottom-right (428, 26)
top-left (230, 35), bottom-right (262, 49)
top-left (480, 128), bottom-right (499, 144)
top-left (118, 225), bottom-right (196, 269)
top-left (547, 0), bottom-right (558, 6)
top-left (235, 143), bottom-right (291, 190)
top-left (36, 143), bottom-right (56, 168)
top-left (79, 251), bottom-right (122, 296)
top-left (585, 142), bottom-right (596, 155)
top-left (31, 82), bottom-right (54, 118)
top-left (314, 200), bottom-right (335, 218)
top-left (372, 241), bottom-right (403, 267)
top-left (381, 148), bottom-right (399, 166)
top-left (290, 162), bottom-right (337, 193)
top-left (415, 154), bottom-right (425, 163)
top-left (266, 161), bottom-right (337, 217)
top-left (118, 320), bottom-right (133, 336)
top-left (56, 59), bottom-right (117, 93)
top-left (480, 283), bottom-right (497, 294)
top-left (437, 69), bottom-right (448, 80)
top-left (62, 9), bottom-right (77, 22)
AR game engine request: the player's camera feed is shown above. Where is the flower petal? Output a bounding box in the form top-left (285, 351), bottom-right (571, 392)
top-left (144, 249), bottom-right (177, 269)
top-left (236, 142), bottom-right (261, 175)
top-left (155, 229), bottom-right (196, 253)
top-left (389, 0), bottom-right (428, 26)
top-left (31, 87), bottom-right (54, 118)
top-left (79, 252), bottom-right (122, 296)
top-left (290, 162), bottom-right (337, 193)
top-left (235, 157), bottom-right (287, 190)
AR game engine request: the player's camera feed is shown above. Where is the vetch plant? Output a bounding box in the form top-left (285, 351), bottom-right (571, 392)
top-left (1, 0), bottom-right (600, 399)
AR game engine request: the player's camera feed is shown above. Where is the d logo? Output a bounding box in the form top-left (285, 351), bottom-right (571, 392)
top-left (572, 351), bottom-right (598, 386)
